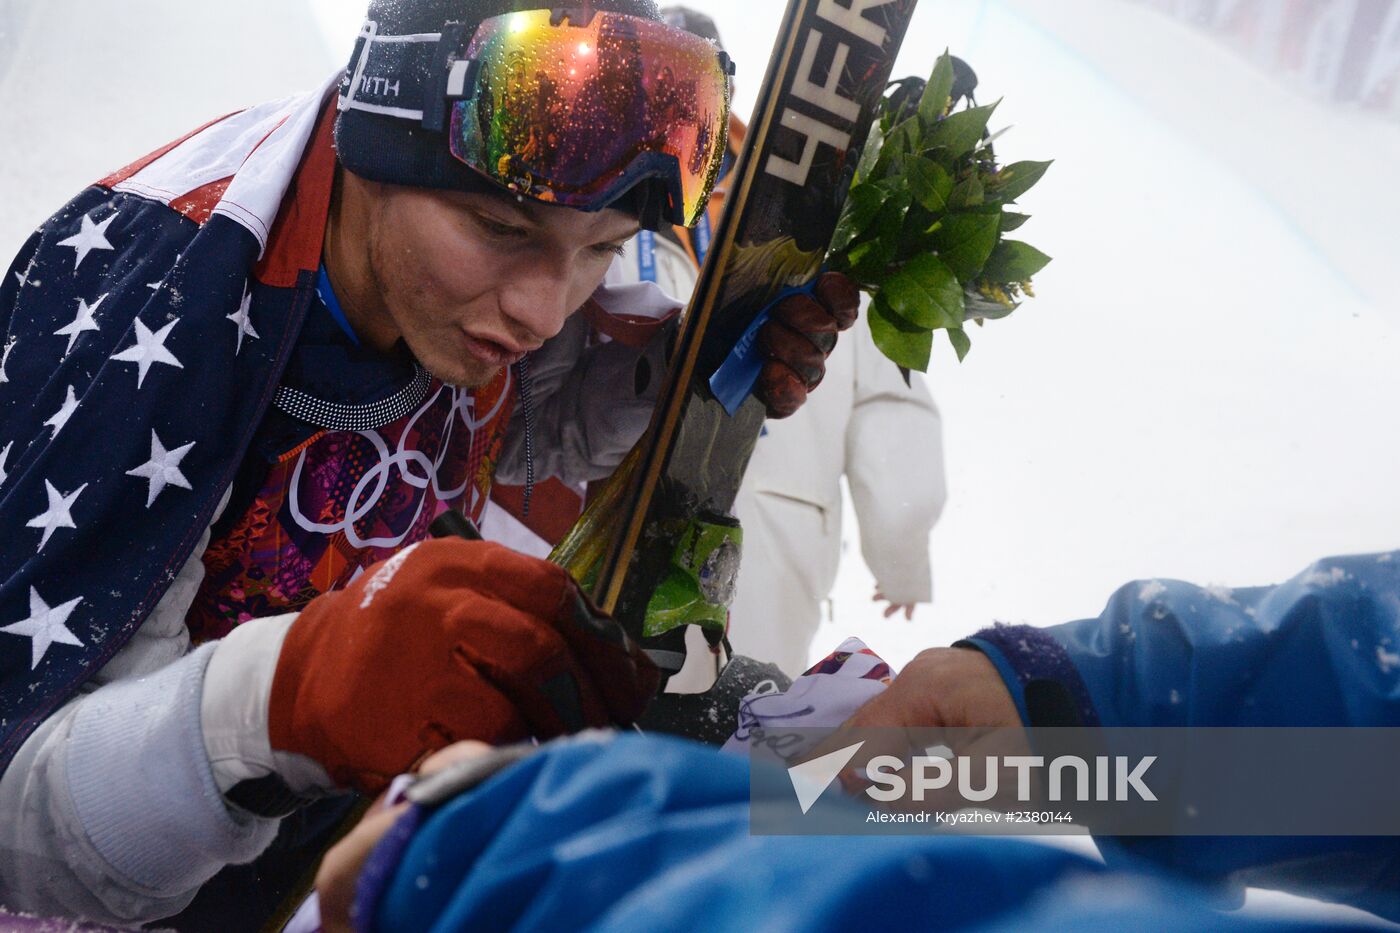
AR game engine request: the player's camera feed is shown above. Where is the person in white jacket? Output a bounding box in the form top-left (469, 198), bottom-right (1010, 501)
top-left (726, 321), bottom-right (947, 676)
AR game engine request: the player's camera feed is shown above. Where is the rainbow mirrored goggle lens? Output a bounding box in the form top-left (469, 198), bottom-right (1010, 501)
top-left (448, 9), bottom-right (731, 228)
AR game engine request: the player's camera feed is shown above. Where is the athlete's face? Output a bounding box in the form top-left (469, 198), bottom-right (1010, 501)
top-left (341, 177), bottom-right (638, 388)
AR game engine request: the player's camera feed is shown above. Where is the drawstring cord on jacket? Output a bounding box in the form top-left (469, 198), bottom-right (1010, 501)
top-left (512, 356), bottom-right (535, 516)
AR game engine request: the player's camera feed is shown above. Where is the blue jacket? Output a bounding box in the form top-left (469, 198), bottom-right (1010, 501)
top-left (965, 550), bottom-right (1400, 919)
top-left (354, 555), bottom-right (1399, 931)
top-left (356, 733), bottom-right (1379, 932)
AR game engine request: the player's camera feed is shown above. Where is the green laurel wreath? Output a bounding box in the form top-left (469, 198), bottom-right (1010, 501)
top-left (826, 51), bottom-right (1052, 371)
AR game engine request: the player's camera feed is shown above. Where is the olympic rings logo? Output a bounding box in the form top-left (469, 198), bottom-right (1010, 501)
top-left (288, 373), bottom-right (512, 549)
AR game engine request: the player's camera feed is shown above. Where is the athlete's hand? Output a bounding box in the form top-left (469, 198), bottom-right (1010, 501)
top-left (267, 539), bottom-right (658, 794)
top-left (807, 647), bottom-right (1025, 809)
top-left (756, 271), bottom-right (860, 418)
top-left (317, 742), bottom-right (489, 933)
top-left (838, 647), bottom-right (1019, 733)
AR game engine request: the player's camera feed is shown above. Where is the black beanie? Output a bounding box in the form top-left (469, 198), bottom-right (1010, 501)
top-left (335, 0), bottom-right (662, 194)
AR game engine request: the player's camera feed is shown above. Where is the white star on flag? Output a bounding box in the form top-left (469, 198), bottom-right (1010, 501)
top-left (227, 287), bottom-right (260, 355)
top-left (0, 442), bottom-right (11, 488)
top-left (44, 386), bottom-right (79, 437)
top-left (57, 211), bottom-right (117, 271)
top-left (127, 430), bottom-right (195, 507)
top-left (0, 587), bottom-right (84, 670)
top-left (26, 479), bottom-right (87, 551)
top-left (54, 294), bottom-right (105, 356)
top-left (112, 318), bottom-right (183, 388)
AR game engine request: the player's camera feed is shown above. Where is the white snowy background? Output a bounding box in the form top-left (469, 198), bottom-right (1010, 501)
top-left (3, 0), bottom-right (1397, 670)
top-left (659, 0), bottom-right (1400, 674)
top-left (2, 1), bottom-right (1397, 924)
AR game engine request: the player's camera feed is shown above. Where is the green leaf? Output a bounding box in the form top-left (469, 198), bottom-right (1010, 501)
top-left (927, 212), bottom-right (1000, 281)
top-left (905, 156), bottom-right (953, 213)
top-left (846, 189), bottom-right (910, 279)
top-left (881, 253), bottom-right (964, 330)
top-left (918, 51), bottom-right (956, 125)
top-left (854, 118), bottom-right (885, 183)
top-left (875, 118), bottom-right (919, 179)
top-left (947, 176), bottom-right (984, 209)
top-left (873, 184), bottom-right (913, 223)
top-left (998, 211), bottom-right (1031, 232)
top-left (946, 327), bottom-right (972, 361)
top-left (869, 294), bottom-right (933, 371)
top-left (989, 159), bottom-right (1052, 203)
top-left (829, 182), bottom-right (884, 257)
top-left (848, 238), bottom-right (894, 281)
top-left (926, 100), bottom-right (999, 159)
top-left (982, 239), bottom-right (1052, 282)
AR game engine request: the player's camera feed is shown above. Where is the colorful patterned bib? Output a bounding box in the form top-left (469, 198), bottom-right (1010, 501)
top-left (189, 369), bottom-right (514, 641)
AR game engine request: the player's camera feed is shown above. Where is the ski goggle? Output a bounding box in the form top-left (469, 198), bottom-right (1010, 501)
top-left (445, 9), bottom-right (733, 228)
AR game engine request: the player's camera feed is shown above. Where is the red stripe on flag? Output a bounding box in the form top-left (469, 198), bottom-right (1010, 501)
top-left (253, 101), bottom-right (339, 288)
top-left (169, 178), bottom-right (234, 226)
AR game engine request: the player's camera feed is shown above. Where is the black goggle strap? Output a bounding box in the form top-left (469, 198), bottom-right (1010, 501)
top-left (341, 15), bottom-right (733, 129)
top-left (424, 21), bottom-right (475, 131)
top-left (341, 14), bottom-right (573, 132)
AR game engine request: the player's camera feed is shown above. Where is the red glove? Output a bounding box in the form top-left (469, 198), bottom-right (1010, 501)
top-left (267, 538), bottom-right (658, 794)
top-left (755, 271), bottom-right (860, 418)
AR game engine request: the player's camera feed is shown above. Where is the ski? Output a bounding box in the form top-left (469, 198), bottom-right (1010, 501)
top-left (554, 0), bottom-right (920, 656)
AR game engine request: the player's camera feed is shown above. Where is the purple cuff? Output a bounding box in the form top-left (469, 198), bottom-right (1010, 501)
top-left (351, 803), bottom-right (426, 933)
top-left (957, 624), bottom-right (1100, 728)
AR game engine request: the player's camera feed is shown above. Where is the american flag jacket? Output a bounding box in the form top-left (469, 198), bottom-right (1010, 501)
top-left (0, 78), bottom-right (346, 770)
top-left (0, 75), bottom-right (678, 772)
